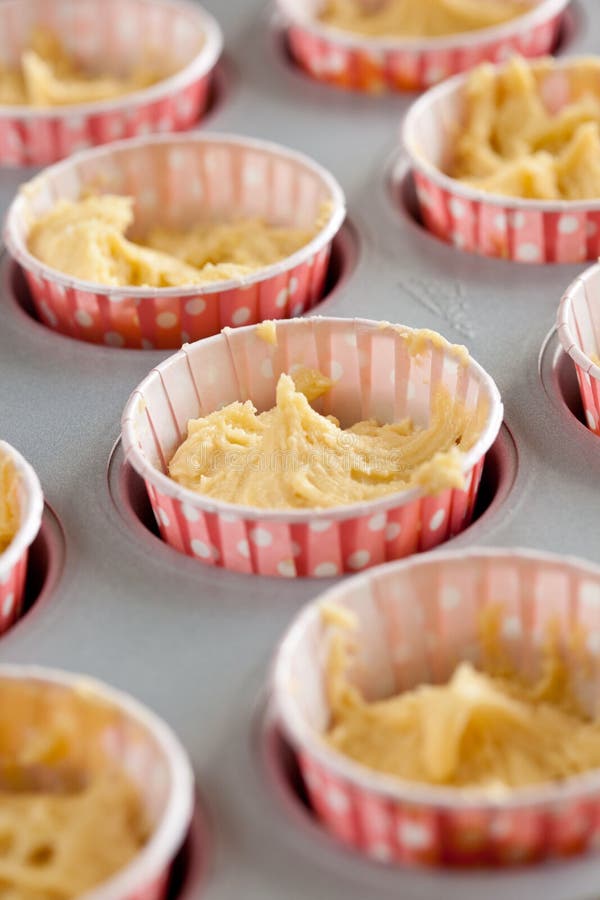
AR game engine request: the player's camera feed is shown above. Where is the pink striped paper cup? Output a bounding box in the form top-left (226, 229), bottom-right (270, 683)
top-left (274, 547), bottom-right (600, 867)
top-left (121, 317), bottom-right (503, 578)
top-left (0, 440), bottom-right (43, 635)
top-left (4, 133), bottom-right (346, 349)
top-left (0, 0), bottom-right (222, 166)
top-left (557, 263), bottom-right (600, 435)
top-left (402, 56), bottom-right (600, 263)
top-left (276, 0), bottom-right (568, 93)
top-left (0, 664), bottom-right (194, 899)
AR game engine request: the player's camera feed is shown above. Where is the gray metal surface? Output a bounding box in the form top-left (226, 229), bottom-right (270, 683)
top-left (1, 1), bottom-right (600, 897)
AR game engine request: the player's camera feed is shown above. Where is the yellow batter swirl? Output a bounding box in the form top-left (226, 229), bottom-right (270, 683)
top-left (325, 607), bottom-right (600, 790)
top-left (0, 773), bottom-right (148, 900)
top-left (27, 194), bottom-right (324, 288)
top-left (0, 28), bottom-right (166, 107)
top-left (318, 0), bottom-right (527, 39)
top-left (0, 456), bottom-right (19, 555)
top-left (0, 679), bottom-right (148, 899)
top-left (168, 368), bottom-right (483, 509)
top-left (452, 56), bottom-right (600, 200)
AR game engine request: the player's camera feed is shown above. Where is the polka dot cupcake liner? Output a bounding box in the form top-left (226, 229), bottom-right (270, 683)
top-left (0, 0), bottom-right (222, 166)
top-left (120, 317), bottom-right (502, 578)
top-left (0, 440), bottom-right (43, 636)
top-left (402, 57), bottom-right (600, 263)
top-left (276, 0), bottom-right (567, 93)
top-left (4, 132), bottom-right (346, 349)
top-left (0, 664), bottom-right (194, 899)
top-left (274, 547), bottom-right (600, 867)
top-left (557, 262), bottom-right (600, 435)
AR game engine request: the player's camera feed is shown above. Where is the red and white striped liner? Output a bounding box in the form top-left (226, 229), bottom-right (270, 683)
top-left (121, 317), bottom-right (503, 578)
top-left (4, 133), bottom-right (346, 349)
top-left (276, 0), bottom-right (568, 93)
top-left (274, 547), bottom-right (600, 867)
top-left (557, 262), bottom-right (600, 435)
top-left (402, 56), bottom-right (600, 263)
top-left (0, 664), bottom-right (194, 899)
top-left (0, 0), bottom-right (222, 166)
top-left (0, 440), bottom-right (43, 635)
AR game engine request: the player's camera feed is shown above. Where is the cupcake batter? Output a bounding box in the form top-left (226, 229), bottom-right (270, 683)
top-left (27, 194), bottom-right (324, 288)
top-left (0, 680), bottom-right (148, 899)
top-left (0, 455), bottom-right (19, 555)
top-left (318, 0), bottom-right (527, 38)
top-left (0, 28), bottom-right (165, 107)
top-left (168, 367), bottom-right (483, 509)
top-left (452, 56), bottom-right (600, 200)
top-left (325, 608), bottom-right (600, 789)
top-left (0, 773), bottom-right (148, 899)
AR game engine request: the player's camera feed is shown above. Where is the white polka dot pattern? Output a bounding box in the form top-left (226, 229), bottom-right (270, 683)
top-left (412, 157), bottom-right (599, 263)
top-left (250, 527), bottom-right (273, 548)
top-left (347, 550), bottom-right (370, 570)
top-left (2, 593), bottom-right (14, 618)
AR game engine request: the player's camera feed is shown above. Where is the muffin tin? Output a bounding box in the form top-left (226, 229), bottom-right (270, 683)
top-left (2, 0), bottom-right (600, 897)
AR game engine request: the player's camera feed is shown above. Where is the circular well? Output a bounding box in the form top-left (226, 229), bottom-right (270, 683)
top-left (167, 797), bottom-right (212, 899)
top-left (539, 327), bottom-right (593, 434)
top-left (4, 502), bottom-right (65, 638)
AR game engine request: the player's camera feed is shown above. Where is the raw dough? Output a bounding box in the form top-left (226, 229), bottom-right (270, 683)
top-left (0, 455), bottom-right (19, 555)
top-left (0, 28), bottom-right (166, 107)
top-left (168, 366), bottom-right (483, 509)
top-left (27, 194), bottom-right (324, 288)
top-left (0, 773), bottom-right (147, 900)
top-left (325, 608), bottom-right (600, 790)
top-left (318, 0), bottom-right (527, 38)
top-left (452, 56), bottom-right (600, 200)
top-left (0, 679), bottom-right (148, 899)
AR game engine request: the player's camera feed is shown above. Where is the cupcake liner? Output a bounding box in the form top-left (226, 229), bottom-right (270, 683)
top-left (0, 440), bottom-right (43, 635)
top-left (121, 317), bottom-right (503, 578)
top-left (274, 547), bottom-right (600, 867)
top-left (0, 0), bottom-right (222, 166)
top-left (0, 664), bottom-right (194, 899)
top-left (276, 0), bottom-right (567, 93)
top-left (557, 262), bottom-right (600, 434)
top-left (4, 132), bottom-right (346, 349)
top-left (402, 56), bottom-right (600, 263)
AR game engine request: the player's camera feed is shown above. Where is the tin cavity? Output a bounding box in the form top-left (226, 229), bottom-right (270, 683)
top-left (540, 328), bottom-right (595, 434)
top-left (5, 223), bottom-right (359, 345)
top-left (553, 1), bottom-right (582, 54)
top-left (168, 797), bottom-right (212, 900)
top-left (3, 503), bottom-right (65, 640)
top-left (389, 161), bottom-right (436, 242)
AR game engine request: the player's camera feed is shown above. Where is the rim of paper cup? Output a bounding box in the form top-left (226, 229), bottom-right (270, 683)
top-left (276, 0), bottom-right (570, 53)
top-left (274, 545), bottom-right (600, 810)
top-left (557, 262), bottom-right (600, 383)
top-left (3, 132), bottom-right (347, 300)
top-left (0, 0), bottom-right (223, 119)
top-left (0, 664), bottom-right (194, 900)
top-left (0, 440), bottom-right (44, 577)
top-left (120, 317), bottom-right (504, 523)
top-left (402, 54), bottom-right (600, 214)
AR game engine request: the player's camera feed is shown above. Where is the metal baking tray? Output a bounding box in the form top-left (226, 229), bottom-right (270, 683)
top-left (1, 1), bottom-right (599, 897)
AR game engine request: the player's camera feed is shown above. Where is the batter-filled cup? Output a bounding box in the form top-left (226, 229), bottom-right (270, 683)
top-left (0, 440), bottom-right (43, 635)
top-left (4, 133), bottom-right (346, 349)
top-left (0, 0), bottom-right (222, 166)
top-left (557, 263), bottom-right (600, 434)
top-left (121, 317), bottom-right (502, 578)
top-left (274, 547), bottom-right (600, 866)
top-left (276, 0), bottom-right (568, 93)
top-left (0, 664), bottom-right (194, 898)
top-left (402, 56), bottom-right (600, 263)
